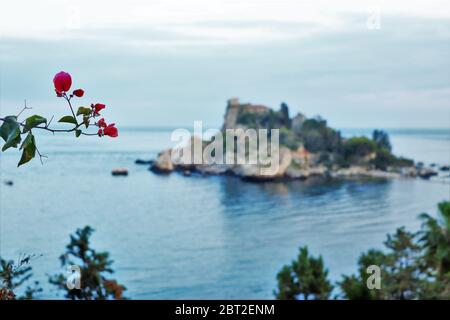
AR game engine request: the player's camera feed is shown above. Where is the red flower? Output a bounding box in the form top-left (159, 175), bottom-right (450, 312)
top-left (97, 118), bottom-right (107, 128)
top-left (104, 123), bottom-right (118, 138)
top-left (97, 128), bottom-right (103, 137)
top-left (53, 71), bottom-right (72, 93)
top-left (73, 89), bottom-right (84, 97)
top-left (93, 103), bottom-right (106, 115)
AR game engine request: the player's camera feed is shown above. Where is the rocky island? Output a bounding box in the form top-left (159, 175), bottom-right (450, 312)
top-left (148, 98), bottom-right (434, 181)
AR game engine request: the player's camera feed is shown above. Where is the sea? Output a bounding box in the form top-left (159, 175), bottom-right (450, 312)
top-left (0, 127), bottom-right (449, 299)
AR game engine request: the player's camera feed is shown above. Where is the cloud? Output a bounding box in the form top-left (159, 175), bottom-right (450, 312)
top-left (0, 12), bottom-right (449, 128)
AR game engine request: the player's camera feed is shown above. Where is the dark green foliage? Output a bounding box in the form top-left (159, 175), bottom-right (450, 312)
top-left (236, 103), bottom-right (290, 130)
top-left (299, 118), bottom-right (342, 153)
top-left (372, 147), bottom-right (396, 170)
top-left (275, 266), bottom-right (297, 300)
top-left (274, 246), bottom-right (333, 300)
top-left (344, 137), bottom-right (377, 159)
top-left (236, 110), bottom-right (267, 129)
top-left (23, 115), bottom-right (47, 133)
top-left (279, 127), bottom-right (300, 149)
top-left (372, 130), bottom-right (392, 152)
top-left (232, 103), bottom-right (410, 169)
top-left (0, 254), bottom-right (42, 300)
top-left (280, 102), bottom-right (291, 128)
top-left (419, 202), bottom-right (450, 279)
top-left (276, 202), bottom-right (450, 300)
top-left (341, 228), bottom-right (423, 299)
top-left (340, 249), bottom-right (387, 299)
top-left (49, 226), bottom-right (126, 300)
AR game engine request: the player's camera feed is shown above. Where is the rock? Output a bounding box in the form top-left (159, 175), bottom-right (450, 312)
top-left (440, 165), bottom-right (449, 172)
top-left (285, 166), bottom-right (310, 179)
top-left (135, 159), bottom-right (153, 165)
top-left (235, 147), bottom-right (292, 180)
top-left (285, 165), bottom-right (328, 179)
top-left (112, 168), bottom-right (128, 176)
top-left (183, 170), bottom-right (191, 176)
top-left (399, 167), bottom-right (417, 177)
top-left (418, 167), bottom-right (438, 179)
top-left (331, 166), bottom-right (399, 178)
top-left (4, 180), bottom-right (13, 186)
top-left (150, 149), bottom-right (174, 173)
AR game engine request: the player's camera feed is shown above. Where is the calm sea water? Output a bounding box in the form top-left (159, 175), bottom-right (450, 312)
top-left (0, 128), bottom-right (449, 299)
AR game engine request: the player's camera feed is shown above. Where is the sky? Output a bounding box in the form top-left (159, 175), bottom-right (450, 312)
top-left (0, 0), bottom-right (449, 128)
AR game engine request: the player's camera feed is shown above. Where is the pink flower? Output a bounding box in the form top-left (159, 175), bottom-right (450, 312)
top-left (97, 118), bottom-right (107, 128)
top-left (93, 103), bottom-right (106, 115)
top-left (53, 71), bottom-right (72, 93)
top-left (73, 89), bottom-right (84, 97)
top-left (104, 123), bottom-right (118, 138)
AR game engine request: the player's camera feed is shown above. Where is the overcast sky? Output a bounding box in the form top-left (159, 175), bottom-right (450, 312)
top-left (1, 0), bottom-right (449, 128)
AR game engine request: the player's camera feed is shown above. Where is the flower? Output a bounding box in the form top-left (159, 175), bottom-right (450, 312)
top-left (97, 118), bottom-right (107, 128)
top-left (93, 103), bottom-right (106, 115)
top-left (73, 89), bottom-right (84, 97)
top-left (104, 123), bottom-right (118, 138)
top-left (97, 119), bottom-right (118, 138)
top-left (53, 71), bottom-right (72, 93)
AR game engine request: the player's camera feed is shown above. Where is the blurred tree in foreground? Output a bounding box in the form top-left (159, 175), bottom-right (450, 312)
top-left (0, 254), bottom-right (42, 300)
top-left (274, 246), bottom-right (333, 300)
top-left (276, 201), bottom-right (450, 300)
top-left (49, 226), bottom-right (126, 300)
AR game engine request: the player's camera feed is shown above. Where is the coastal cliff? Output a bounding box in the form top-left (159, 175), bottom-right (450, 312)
top-left (149, 98), bottom-right (424, 181)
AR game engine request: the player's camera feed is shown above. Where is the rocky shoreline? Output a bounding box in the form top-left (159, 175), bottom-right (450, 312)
top-left (145, 99), bottom-right (447, 183)
top-left (143, 146), bottom-right (446, 182)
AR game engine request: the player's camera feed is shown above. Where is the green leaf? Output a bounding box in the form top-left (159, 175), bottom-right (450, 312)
top-left (0, 116), bottom-right (19, 142)
top-left (1, 116), bottom-right (21, 151)
top-left (18, 133), bottom-right (36, 167)
top-left (23, 115), bottom-right (47, 133)
top-left (83, 116), bottom-right (90, 129)
top-left (76, 106), bottom-right (91, 116)
top-left (75, 129), bottom-right (82, 138)
top-left (58, 115), bottom-right (78, 125)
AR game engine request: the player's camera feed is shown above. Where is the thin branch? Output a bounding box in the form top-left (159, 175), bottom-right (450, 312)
top-left (46, 115), bottom-right (54, 128)
top-left (16, 100), bottom-right (32, 118)
top-left (35, 144), bottom-right (47, 165)
top-left (64, 94), bottom-right (79, 125)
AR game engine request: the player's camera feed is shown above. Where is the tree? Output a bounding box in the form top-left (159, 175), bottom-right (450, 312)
top-left (49, 226), bottom-right (126, 300)
top-left (276, 203), bottom-right (450, 300)
top-left (339, 249), bottom-right (387, 300)
top-left (275, 246), bottom-right (333, 300)
top-left (340, 228), bottom-right (423, 300)
top-left (0, 254), bottom-right (42, 300)
top-left (343, 137), bottom-right (377, 160)
top-left (372, 130), bottom-right (392, 152)
top-left (419, 201), bottom-right (450, 298)
top-left (420, 202), bottom-right (450, 277)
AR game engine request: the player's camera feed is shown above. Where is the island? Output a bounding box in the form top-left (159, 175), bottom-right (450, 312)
top-left (148, 98), bottom-right (435, 181)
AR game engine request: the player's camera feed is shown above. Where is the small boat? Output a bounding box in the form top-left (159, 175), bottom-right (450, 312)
top-left (111, 168), bottom-right (129, 176)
